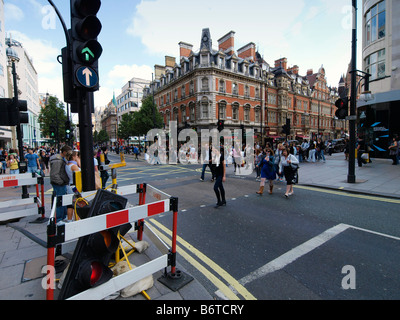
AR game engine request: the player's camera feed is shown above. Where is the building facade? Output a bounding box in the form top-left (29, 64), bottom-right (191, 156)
top-left (6, 37), bottom-right (42, 148)
top-left (101, 77), bottom-right (150, 145)
top-left (147, 28), bottom-right (343, 145)
top-left (358, 0), bottom-right (400, 158)
top-left (0, 0), bottom-right (11, 149)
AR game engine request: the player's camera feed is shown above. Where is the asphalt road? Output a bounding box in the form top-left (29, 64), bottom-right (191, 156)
top-left (108, 153), bottom-right (400, 300)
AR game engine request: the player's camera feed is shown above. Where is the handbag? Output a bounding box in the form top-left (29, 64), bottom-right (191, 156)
top-left (361, 153), bottom-right (369, 160)
top-left (290, 163), bottom-right (299, 170)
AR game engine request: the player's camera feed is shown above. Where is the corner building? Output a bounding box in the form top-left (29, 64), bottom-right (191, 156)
top-left (147, 29), bottom-right (343, 144)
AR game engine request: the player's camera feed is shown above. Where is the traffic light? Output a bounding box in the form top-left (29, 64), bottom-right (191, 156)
top-left (70, 0), bottom-right (103, 91)
top-left (58, 189), bottom-right (129, 300)
top-left (335, 97), bottom-right (348, 120)
top-left (0, 98), bottom-right (28, 126)
top-left (0, 98), bottom-right (13, 126)
top-left (16, 100), bottom-right (29, 125)
top-left (282, 118), bottom-right (290, 135)
top-left (217, 120), bottom-right (224, 131)
top-left (49, 125), bottom-right (56, 139)
top-left (65, 120), bottom-right (71, 141)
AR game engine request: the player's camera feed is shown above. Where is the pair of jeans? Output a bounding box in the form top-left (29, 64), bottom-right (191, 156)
top-left (28, 166), bottom-right (37, 174)
top-left (201, 163), bottom-right (214, 180)
top-left (309, 150), bottom-right (316, 162)
top-left (52, 184), bottom-right (67, 222)
top-left (213, 175), bottom-right (225, 204)
top-left (319, 150), bottom-right (326, 161)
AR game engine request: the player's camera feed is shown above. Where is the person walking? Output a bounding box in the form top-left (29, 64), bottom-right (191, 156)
top-left (388, 136), bottom-right (398, 165)
top-left (133, 145), bottom-right (139, 160)
top-left (256, 147), bottom-right (276, 195)
top-left (212, 148), bottom-right (226, 208)
top-left (25, 148), bottom-right (40, 174)
top-left (316, 138), bottom-right (326, 162)
top-left (308, 140), bottom-right (316, 163)
top-left (200, 143), bottom-right (215, 181)
top-left (274, 143), bottom-right (285, 181)
top-left (7, 153), bottom-right (19, 174)
top-left (279, 147), bottom-right (299, 198)
top-left (65, 151), bottom-right (81, 222)
top-left (254, 148), bottom-right (263, 181)
top-left (50, 145), bottom-right (72, 222)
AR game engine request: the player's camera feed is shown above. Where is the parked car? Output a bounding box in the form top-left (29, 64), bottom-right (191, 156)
top-left (328, 139), bottom-right (346, 153)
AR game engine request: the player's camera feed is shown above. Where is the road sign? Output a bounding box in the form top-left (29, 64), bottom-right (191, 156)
top-left (75, 66), bottom-right (98, 89)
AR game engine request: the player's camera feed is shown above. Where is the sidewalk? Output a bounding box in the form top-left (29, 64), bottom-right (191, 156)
top-left (295, 152), bottom-right (400, 199)
top-left (0, 186), bottom-right (212, 300)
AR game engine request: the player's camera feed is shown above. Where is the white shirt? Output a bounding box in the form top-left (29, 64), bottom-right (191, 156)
top-left (279, 154), bottom-right (299, 172)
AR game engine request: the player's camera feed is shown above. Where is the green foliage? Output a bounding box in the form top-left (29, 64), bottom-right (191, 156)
top-left (38, 96), bottom-right (73, 143)
top-left (97, 129), bottom-right (109, 144)
top-left (117, 95), bottom-right (163, 139)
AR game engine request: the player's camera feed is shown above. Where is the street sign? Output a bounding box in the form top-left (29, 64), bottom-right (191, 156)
top-left (75, 66), bottom-right (98, 89)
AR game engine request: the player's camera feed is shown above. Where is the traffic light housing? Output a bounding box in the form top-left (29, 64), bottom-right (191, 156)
top-left (70, 0), bottom-right (102, 91)
top-left (65, 120), bottom-right (71, 141)
top-left (58, 189), bottom-right (129, 300)
top-left (0, 98), bottom-right (28, 126)
top-left (217, 120), bottom-right (224, 131)
top-left (49, 125), bottom-right (56, 139)
top-left (335, 97), bottom-right (348, 120)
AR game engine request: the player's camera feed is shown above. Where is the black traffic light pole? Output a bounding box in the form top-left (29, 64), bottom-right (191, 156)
top-left (77, 90), bottom-right (95, 192)
top-left (348, 0), bottom-right (357, 184)
top-left (11, 59), bottom-right (29, 199)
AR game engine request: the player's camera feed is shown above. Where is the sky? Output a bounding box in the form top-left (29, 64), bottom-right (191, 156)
top-left (4, 0), bottom-right (363, 117)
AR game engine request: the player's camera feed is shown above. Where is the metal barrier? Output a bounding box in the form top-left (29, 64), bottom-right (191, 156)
top-left (45, 183), bottom-right (188, 300)
top-left (0, 172), bottom-right (46, 223)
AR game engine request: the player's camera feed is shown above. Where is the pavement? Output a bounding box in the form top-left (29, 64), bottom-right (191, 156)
top-left (0, 150), bottom-right (399, 301)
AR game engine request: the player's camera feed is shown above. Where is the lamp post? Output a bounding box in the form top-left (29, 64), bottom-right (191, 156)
top-left (348, 0), bottom-right (358, 183)
top-left (7, 43), bottom-right (29, 198)
top-left (348, 0), bottom-right (374, 183)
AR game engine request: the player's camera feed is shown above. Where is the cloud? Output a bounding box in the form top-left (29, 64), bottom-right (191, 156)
top-left (127, 0), bottom-right (306, 61)
top-left (7, 30), bottom-right (60, 76)
top-left (4, 3), bottom-right (24, 21)
top-left (106, 64), bottom-right (153, 86)
top-left (92, 64), bottom-right (153, 107)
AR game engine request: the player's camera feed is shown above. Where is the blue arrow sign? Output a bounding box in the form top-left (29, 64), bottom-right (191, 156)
top-left (76, 66), bottom-right (99, 88)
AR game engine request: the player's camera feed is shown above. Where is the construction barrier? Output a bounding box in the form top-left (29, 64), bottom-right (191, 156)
top-left (45, 183), bottom-right (188, 300)
top-left (0, 172), bottom-right (46, 223)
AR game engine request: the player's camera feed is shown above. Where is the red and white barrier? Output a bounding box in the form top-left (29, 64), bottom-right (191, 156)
top-left (0, 173), bottom-right (46, 222)
top-left (46, 183), bottom-right (179, 300)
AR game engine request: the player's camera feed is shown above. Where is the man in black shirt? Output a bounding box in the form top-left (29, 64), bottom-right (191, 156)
top-left (212, 148), bottom-right (226, 208)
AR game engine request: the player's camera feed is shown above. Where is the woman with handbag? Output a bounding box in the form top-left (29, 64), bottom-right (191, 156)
top-left (256, 147), bottom-right (276, 195)
top-left (279, 148), bottom-right (299, 198)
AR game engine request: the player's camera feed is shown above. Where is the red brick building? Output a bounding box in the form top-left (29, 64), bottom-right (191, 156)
top-left (145, 28), bottom-right (346, 143)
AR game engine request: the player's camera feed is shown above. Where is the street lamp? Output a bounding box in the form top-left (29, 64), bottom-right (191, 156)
top-left (7, 41), bottom-right (29, 198)
top-left (348, 0), bottom-right (374, 183)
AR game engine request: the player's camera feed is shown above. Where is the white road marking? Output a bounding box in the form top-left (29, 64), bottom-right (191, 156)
top-left (239, 223), bottom-right (350, 286)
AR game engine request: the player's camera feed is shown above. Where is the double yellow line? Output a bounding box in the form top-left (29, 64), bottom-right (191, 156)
top-left (147, 218), bottom-right (257, 300)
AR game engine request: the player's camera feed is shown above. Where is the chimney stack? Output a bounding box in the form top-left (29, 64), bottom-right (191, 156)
top-left (218, 31), bottom-right (235, 55)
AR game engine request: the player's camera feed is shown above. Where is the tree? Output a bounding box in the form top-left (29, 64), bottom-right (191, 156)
top-left (38, 96), bottom-right (73, 143)
top-left (132, 95), bottom-right (163, 135)
top-left (118, 113), bottom-right (136, 140)
top-left (97, 129), bottom-right (109, 145)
